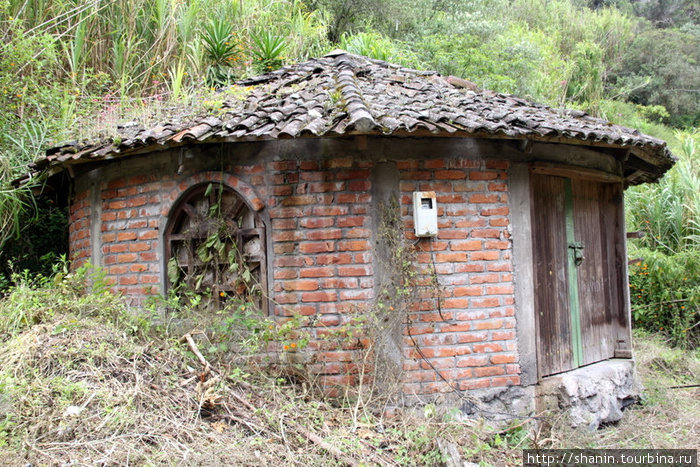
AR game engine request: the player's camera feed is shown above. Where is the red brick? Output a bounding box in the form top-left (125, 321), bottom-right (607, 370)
top-left (338, 265), bottom-right (372, 276)
top-left (107, 179), bottom-right (126, 190)
top-left (109, 265), bottom-right (128, 275)
top-left (340, 290), bottom-right (372, 300)
top-left (485, 240), bottom-right (510, 250)
top-left (456, 356), bottom-right (489, 367)
top-left (481, 206), bottom-right (510, 216)
top-left (456, 332), bottom-right (488, 343)
top-left (441, 323), bottom-right (471, 332)
top-left (107, 200), bottom-right (128, 210)
top-left (275, 293), bottom-right (298, 304)
top-left (283, 280), bottom-right (319, 291)
top-left (273, 185), bottom-right (293, 196)
top-left (454, 286), bottom-right (483, 297)
top-left (103, 233), bottom-right (116, 243)
top-left (486, 285), bottom-right (514, 295)
top-left (270, 207), bottom-right (304, 218)
top-left (459, 379), bottom-right (491, 390)
top-left (470, 274), bottom-right (498, 284)
top-left (472, 229), bottom-right (501, 239)
top-left (307, 229), bottom-right (342, 240)
top-left (321, 278), bottom-right (358, 288)
top-left (274, 244), bottom-right (295, 254)
top-left (436, 252), bottom-right (467, 263)
top-left (129, 242), bottom-right (151, 252)
top-left (107, 243), bottom-right (129, 253)
top-left (129, 264), bottom-right (148, 273)
top-left (139, 230), bottom-right (159, 240)
top-left (302, 291), bottom-right (338, 302)
top-left (487, 182), bottom-right (508, 192)
top-left (469, 194), bottom-right (499, 203)
top-left (474, 366), bottom-right (505, 377)
top-left (492, 330), bottom-right (516, 340)
top-left (437, 230), bottom-right (468, 239)
top-left (346, 228), bottom-right (371, 238)
top-left (117, 253), bottom-right (138, 263)
top-left (489, 217), bottom-right (509, 227)
top-left (274, 269), bottom-right (298, 280)
top-left (423, 159), bottom-right (445, 169)
top-left (282, 195), bottom-right (315, 206)
top-left (337, 240), bottom-right (370, 251)
top-left (435, 170), bottom-right (466, 180)
top-left (300, 267), bottom-right (334, 278)
top-left (473, 341), bottom-right (504, 352)
top-left (127, 196), bottom-right (147, 207)
top-left (273, 219), bottom-right (298, 230)
top-left (140, 274), bottom-right (159, 284)
top-left (473, 320), bottom-right (504, 331)
top-left (347, 180), bottom-right (371, 191)
top-left (337, 216), bottom-right (366, 227)
top-left (140, 252), bottom-right (157, 261)
top-left (119, 275), bottom-right (138, 285)
top-left (316, 253), bottom-right (353, 265)
top-left (299, 242), bottom-right (335, 254)
top-left (491, 376), bottom-right (520, 387)
top-left (471, 297), bottom-right (500, 307)
top-left (443, 298), bottom-right (470, 308)
top-left (451, 240), bottom-right (482, 251)
top-left (469, 171), bottom-right (499, 180)
top-left (275, 257), bottom-right (306, 267)
top-left (439, 193), bottom-right (470, 204)
top-left (299, 160), bottom-right (317, 170)
top-left (471, 251), bottom-right (499, 261)
top-left (313, 206), bottom-right (349, 216)
top-left (491, 354), bottom-right (517, 364)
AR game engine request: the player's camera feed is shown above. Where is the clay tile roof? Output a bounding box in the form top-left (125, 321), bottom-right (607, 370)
top-left (35, 51), bottom-right (675, 185)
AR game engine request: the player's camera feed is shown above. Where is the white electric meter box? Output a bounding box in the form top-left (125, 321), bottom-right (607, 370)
top-left (413, 191), bottom-right (438, 237)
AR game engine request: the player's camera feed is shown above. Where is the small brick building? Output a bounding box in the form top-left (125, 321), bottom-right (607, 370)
top-left (35, 51), bottom-right (674, 416)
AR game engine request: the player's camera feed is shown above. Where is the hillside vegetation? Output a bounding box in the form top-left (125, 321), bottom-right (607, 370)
top-left (0, 1), bottom-right (698, 334)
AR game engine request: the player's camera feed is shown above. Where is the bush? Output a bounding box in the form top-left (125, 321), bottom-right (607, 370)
top-left (629, 248), bottom-right (700, 348)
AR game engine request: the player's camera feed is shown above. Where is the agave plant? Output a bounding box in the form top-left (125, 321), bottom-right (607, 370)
top-left (250, 29), bottom-right (286, 72)
top-left (202, 18), bottom-right (244, 87)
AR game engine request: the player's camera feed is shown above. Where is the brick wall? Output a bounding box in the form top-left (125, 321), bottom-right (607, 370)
top-left (67, 153), bottom-right (520, 395)
top-left (267, 157), bottom-right (375, 388)
top-left (68, 189), bottom-right (91, 268)
top-left (100, 174), bottom-right (163, 301)
top-left (397, 159), bottom-right (520, 395)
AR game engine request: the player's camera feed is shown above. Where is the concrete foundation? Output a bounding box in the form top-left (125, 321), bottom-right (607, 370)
top-left (537, 359), bottom-right (641, 429)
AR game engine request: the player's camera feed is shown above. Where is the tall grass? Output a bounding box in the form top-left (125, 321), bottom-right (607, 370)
top-left (626, 130), bottom-right (700, 347)
top-left (627, 131), bottom-right (700, 254)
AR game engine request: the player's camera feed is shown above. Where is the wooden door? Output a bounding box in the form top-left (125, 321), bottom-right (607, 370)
top-left (531, 173), bottom-right (629, 377)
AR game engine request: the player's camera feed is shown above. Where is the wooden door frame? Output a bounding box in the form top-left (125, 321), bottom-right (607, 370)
top-left (529, 165), bottom-right (630, 379)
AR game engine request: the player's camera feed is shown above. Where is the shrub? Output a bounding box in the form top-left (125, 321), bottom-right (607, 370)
top-left (629, 248), bottom-right (700, 348)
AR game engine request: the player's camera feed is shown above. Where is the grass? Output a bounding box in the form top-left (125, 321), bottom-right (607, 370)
top-left (0, 272), bottom-right (698, 466)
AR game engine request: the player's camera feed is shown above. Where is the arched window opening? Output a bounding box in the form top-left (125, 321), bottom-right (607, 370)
top-left (165, 182), bottom-right (267, 312)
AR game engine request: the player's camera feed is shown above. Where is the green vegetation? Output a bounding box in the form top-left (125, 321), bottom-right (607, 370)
top-left (627, 131), bottom-right (699, 347)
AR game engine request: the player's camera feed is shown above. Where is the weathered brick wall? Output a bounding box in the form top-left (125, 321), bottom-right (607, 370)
top-left (100, 175), bottom-right (164, 300)
top-left (68, 189), bottom-right (91, 268)
top-left (397, 159), bottom-right (520, 395)
top-left (67, 153), bottom-right (520, 395)
top-left (267, 157), bottom-right (375, 388)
